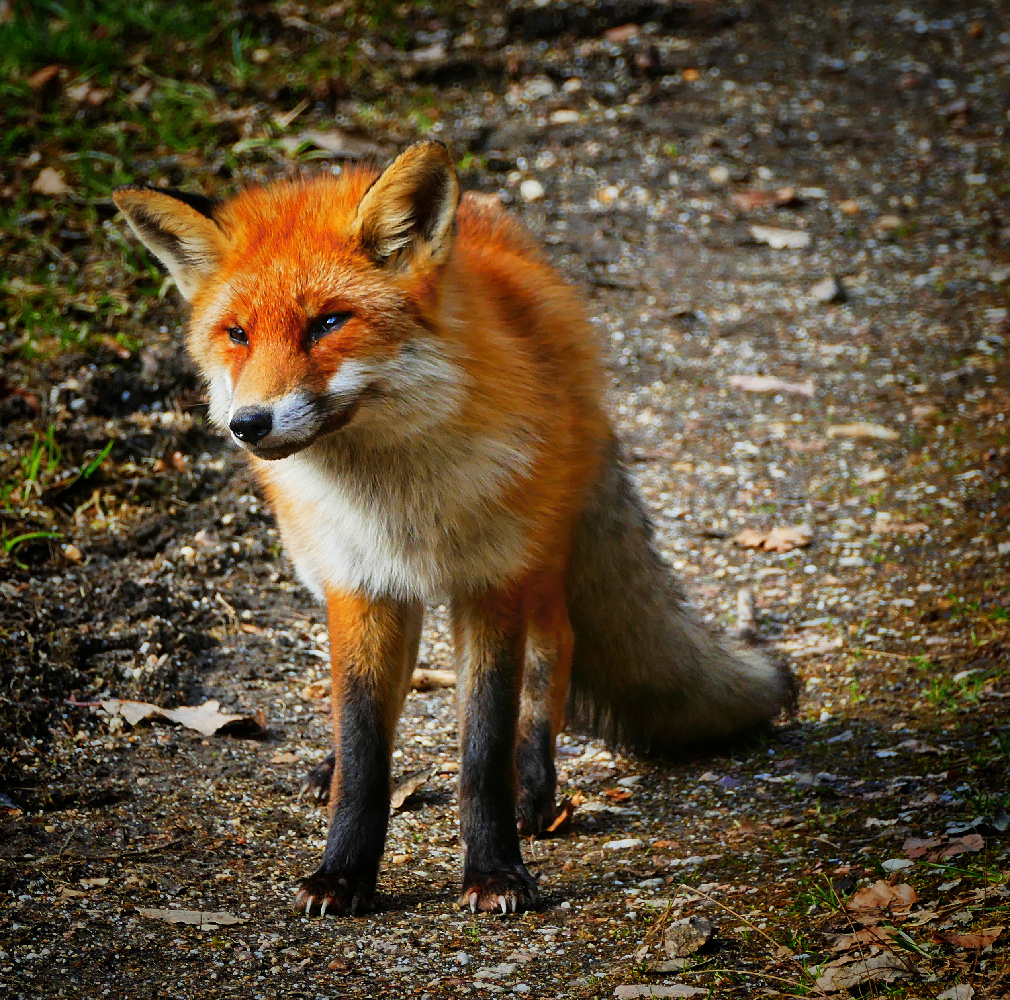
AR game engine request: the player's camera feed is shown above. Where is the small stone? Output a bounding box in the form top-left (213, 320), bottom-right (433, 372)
top-left (882, 858), bottom-right (914, 872)
top-left (663, 916), bottom-right (713, 958)
top-left (63, 544), bottom-right (83, 564)
top-left (708, 165), bottom-right (730, 184)
top-left (605, 838), bottom-right (644, 850)
top-left (520, 179), bottom-right (544, 202)
top-left (550, 109), bottom-right (579, 124)
top-left (810, 275), bottom-right (845, 303)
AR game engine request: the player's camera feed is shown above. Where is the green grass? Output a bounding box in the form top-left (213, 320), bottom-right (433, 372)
top-left (0, 1), bottom-right (225, 79)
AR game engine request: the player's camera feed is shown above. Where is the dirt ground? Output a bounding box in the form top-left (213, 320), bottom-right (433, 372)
top-left (1, 2), bottom-right (1009, 997)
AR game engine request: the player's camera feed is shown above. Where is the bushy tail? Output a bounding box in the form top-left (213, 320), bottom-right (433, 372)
top-left (565, 438), bottom-right (796, 753)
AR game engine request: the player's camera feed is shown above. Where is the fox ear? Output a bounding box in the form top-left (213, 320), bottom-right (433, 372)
top-left (353, 141), bottom-right (459, 269)
top-left (112, 186), bottom-right (224, 300)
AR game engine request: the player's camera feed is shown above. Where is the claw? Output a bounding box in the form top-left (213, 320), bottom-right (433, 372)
top-left (470, 892), bottom-right (478, 914)
top-left (297, 783), bottom-right (307, 803)
top-left (498, 895), bottom-right (507, 915)
top-left (319, 898), bottom-right (328, 918)
top-left (510, 895), bottom-right (517, 913)
top-left (304, 895), bottom-right (314, 917)
top-left (350, 894), bottom-right (359, 917)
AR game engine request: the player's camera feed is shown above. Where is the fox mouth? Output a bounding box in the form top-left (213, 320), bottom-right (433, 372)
top-left (246, 399), bottom-right (363, 461)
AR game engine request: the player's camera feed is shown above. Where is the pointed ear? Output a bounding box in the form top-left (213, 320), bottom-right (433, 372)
top-left (352, 141), bottom-right (460, 270)
top-left (112, 186), bottom-right (225, 300)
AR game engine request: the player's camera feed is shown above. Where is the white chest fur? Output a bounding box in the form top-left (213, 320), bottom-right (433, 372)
top-left (263, 428), bottom-right (534, 602)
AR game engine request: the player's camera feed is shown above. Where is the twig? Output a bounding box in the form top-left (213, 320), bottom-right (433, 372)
top-left (677, 882), bottom-right (790, 958)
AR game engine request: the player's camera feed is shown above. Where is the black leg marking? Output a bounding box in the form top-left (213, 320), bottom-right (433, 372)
top-left (295, 674), bottom-right (391, 917)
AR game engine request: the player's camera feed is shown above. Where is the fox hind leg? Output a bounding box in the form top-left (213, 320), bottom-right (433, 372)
top-left (516, 582), bottom-right (573, 836)
top-left (453, 585), bottom-right (540, 914)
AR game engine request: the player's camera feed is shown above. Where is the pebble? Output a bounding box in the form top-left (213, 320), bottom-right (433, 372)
top-left (810, 275), bottom-right (846, 303)
top-left (605, 838), bottom-right (644, 850)
top-left (519, 178), bottom-right (544, 202)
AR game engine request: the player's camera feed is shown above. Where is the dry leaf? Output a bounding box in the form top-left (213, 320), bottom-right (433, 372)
top-left (411, 668), bottom-right (456, 690)
top-left (786, 437), bottom-right (827, 453)
top-left (603, 787), bottom-right (633, 801)
top-left (602, 23), bottom-right (639, 43)
top-left (733, 528), bottom-right (767, 549)
top-left (100, 698), bottom-right (266, 738)
top-left (390, 766), bottom-right (435, 810)
top-left (938, 986), bottom-right (974, 1000)
top-left (828, 926), bottom-right (896, 952)
top-left (935, 926), bottom-right (1002, 950)
top-left (749, 224), bottom-right (811, 249)
top-left (826, 422), bottom-right (900, 441)
top-left (940, 833), bottom-right (985, 859)
top-left (846, 880), bottom-right (918, 915)
top-left (731, 186), bottom-right (796, 211)
top-left (280, 128), bottom-right (382, 159)
top-left (269, 752), bottom-right (301, 765)
top-left (728, 374), bottom-right (815, 397)
top-left (733, 525), bottom-right (812, 553)
top-left (875, 520), bottom-right (928, 535)
top-left (903, 836), bottom-right (943, 858)
top-left (763, 525), bottom-right (813, 553)
top-left (544, 791), bottom-right (583, 835)
top-left (137, 908), bottom-right (243, 928)
top-left (27, 64), bottom-right (62, 90)
top-left (815, 953), bottom-right (908, 991)
top-left (614, 987), bottom-right (707, 999)
top-left (32, 167), bottom-right (71, 196)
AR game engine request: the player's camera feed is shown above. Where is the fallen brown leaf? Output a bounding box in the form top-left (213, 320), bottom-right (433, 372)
top-left (828, 926), bottom-right (896, 952)
top-left (749, 224), bottom-right (811, 249)
top-left (137, 908), bottom-right (243, 928)
top-left (728, 374), bottom-right (815, 397)
top-left (603, 23), bottom-right (639, 43)
top-left (902, 836), bottom-right (943, 858)
top-left (390, 766), bottom-right (435, 810)
top-left (815, 953), bottom-right (908, 991)
top-left (544, 791), bottom-right (583, 835)
top-left (875, 520), bottom-right (928, 535)
top-left (826, 422), bottom-right (900, 441)
top-left (100, 698), bottom-right (267, 738)
top-left (785, 437), bottom-right (827, 453)
top-left (940, 833), bottom-right (985, 859)
top-left (733, 525), bottom-right (812, 553)
top-left (846, 880), bottom-right (918, 916)
top-left (27, 64), bottom-right (62, 90)
top-left (603, 787), bottom-right (633, 801)
top-left (731, 186), bottom-right (796, 211)
top-left (411, 668), bottom-right (456, 690)
top-left (935, 926), bottom-right (1003, 950)
top-left (32, 166), bottom-right (71, 196)
top-left (268, 752), bottom-right (301, 765)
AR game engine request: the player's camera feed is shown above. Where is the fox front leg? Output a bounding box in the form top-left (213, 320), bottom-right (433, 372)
top-left (452, 586), bottom-right (540, 915)
top-left (295, 591), bottom-right (420, 917)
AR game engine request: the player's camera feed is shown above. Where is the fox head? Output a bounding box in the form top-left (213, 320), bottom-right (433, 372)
top-left (113, 141), bottom-right (463, 459)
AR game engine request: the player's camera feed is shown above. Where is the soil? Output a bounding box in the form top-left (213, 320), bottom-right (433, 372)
top-left (1, 2), bottom-right (1008, 997)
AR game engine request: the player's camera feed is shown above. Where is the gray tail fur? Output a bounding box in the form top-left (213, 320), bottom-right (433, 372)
top-left (565, 438), bottom-right (797, 753)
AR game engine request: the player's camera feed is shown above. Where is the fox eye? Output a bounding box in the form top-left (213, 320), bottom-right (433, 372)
top-left (308, 311), bottom-right (351, 345)
top-left (227, 326), bottom-right (248, 346)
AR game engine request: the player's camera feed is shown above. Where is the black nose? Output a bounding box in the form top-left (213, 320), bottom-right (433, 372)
top-left (230, 407), bottom-right (273, 444)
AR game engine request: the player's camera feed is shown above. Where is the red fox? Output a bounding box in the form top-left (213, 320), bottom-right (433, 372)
top-left (113, 142), bottom-right (794, 918)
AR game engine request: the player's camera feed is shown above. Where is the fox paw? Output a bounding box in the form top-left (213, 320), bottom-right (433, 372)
top-left (298, 752), bottom-right (335, 805)
top-left (517, 795), bottom-right (574, 838)
top-left (295, 870), bottom-right (374, 918)
top-left (458, 867), bottom-right (539, 915)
